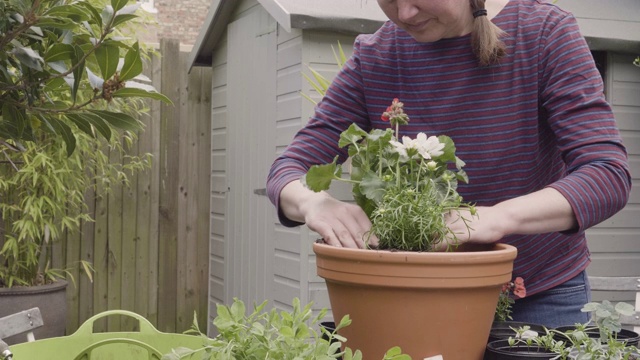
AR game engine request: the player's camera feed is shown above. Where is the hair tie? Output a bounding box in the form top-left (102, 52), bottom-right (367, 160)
top-left (473, 9), bottom-right (488, 18)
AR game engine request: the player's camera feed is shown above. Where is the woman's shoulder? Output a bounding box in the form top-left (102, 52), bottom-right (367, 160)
top-left (498, 0), bottom-right (579, 41)
top-left (501, 0), bottom-right (574, 26)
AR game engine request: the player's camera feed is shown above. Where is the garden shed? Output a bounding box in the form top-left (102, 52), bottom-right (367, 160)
top-left (189, 0), bottom-right (640, 336)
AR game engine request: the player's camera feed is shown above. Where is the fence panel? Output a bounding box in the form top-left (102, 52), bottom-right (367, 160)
top-left (60, 38), bottom-right (212, 335)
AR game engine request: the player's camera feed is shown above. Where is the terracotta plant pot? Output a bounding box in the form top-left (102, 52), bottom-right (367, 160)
top-left (0, 280), bottom-right (68, 345)
top-left (313, 242), bottom-right (518, 360)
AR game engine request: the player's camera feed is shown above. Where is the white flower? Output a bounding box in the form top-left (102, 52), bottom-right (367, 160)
top-left (389, 136), bottom-right (413, 161)
top-left (390, 133), bottom-right (444, 162)
top-left (414, 133), bottom-right (444, 159)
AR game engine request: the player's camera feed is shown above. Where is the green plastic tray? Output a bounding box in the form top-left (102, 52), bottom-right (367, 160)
top-left (8, 310), bottom-right (207, 360)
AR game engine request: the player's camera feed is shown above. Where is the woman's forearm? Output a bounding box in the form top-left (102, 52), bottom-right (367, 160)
top-left (496, 187), bottom-right (577, 236)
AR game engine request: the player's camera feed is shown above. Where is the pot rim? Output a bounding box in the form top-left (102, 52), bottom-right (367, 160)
top-left (0, 279), bottom-right (68, 295)
top-left (313, 242), bottom-right (517, 265)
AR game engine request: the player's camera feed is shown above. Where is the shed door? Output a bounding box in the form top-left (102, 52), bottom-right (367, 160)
top-left (225, 6), bottom-right (277, 308)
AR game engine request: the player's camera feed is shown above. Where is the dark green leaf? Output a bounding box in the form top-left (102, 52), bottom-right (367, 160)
top-left (95, 43), bottom-right (120, 80)
top-left (34, 16), bottom-right (77, 30)
top-left (1, 103), bottom-right (27, 138)
top-left (71, 45), bottom-right (85, 101)
top-left (301, 157), bottom-right (340, 192)
top-left (67, 112), bottom-right (112, 140)
top-left (437, 135), bottom-right (457, 163)
top-left (338, 123), bottom-right (367, 148)
top-left (359, 171), bottom-right (386, 202)
top-left (12, 45), bottom-right (44, 71)
top-left (44, 5), bottom-right (92, 21)
top-left (46, 116), bottom-right (76, 155)
top-left (119, 42), bottom-right (142, 81)
top-left (88, 110), bottom-right (141, 132)
top-left (113, 87), bottom-right (173, 104)
top-left (111, 0), bottom-right (130, 13)
top-left (111, 14), bottom-right (137, 28)
top-left (44, 43), bottom-right (75, 62)
top-left (77, 1), bottom-right (103, 28)
top-left (63, 114), bottom-right (94, 138)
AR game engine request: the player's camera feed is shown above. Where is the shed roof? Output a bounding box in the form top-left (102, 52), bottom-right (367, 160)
top-left (189, 0), bottom-right (640, 69)
top-left (188, 0), bottom-right (386, 69)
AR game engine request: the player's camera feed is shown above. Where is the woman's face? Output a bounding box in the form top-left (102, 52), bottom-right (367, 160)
top-left (377, 0), bottom-right (474, 42)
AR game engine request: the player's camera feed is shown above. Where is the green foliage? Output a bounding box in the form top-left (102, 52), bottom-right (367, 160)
top-left (0, 0), bottom-right (167, 287)
top-left (0, 128), bottom-right (150, 287)
top-left (302, 99), bottom-right (473, 251)
top-left (0, 0), bottom-right (171, 155)
top-left (163, 298), bottom-right (412, 360)
top-left (301, 42), bottom-right (347, 105)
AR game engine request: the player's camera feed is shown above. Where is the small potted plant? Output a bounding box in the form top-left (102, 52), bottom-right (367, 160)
top-left (485, 301), bottom-right (640, 359)
top-left (489, 278), bottom-right (546, 345)
top-left (304, 99), bottom-right (517, 359)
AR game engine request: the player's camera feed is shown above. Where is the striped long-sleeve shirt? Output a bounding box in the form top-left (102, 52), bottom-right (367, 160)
top-left (266, 0), bottom-right (631, 296)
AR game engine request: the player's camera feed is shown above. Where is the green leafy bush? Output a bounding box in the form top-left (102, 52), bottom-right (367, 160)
top-left (0, 0), bottom-right (170, 154)
top-left (163, 298), bottom-right (412, 360)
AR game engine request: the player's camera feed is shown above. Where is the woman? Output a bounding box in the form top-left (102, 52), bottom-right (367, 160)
top-left (266, 0), bottom-right (631, 328)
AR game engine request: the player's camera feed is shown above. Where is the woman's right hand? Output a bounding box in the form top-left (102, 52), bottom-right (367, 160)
top-left (280, 180), bottom-right (377, 249)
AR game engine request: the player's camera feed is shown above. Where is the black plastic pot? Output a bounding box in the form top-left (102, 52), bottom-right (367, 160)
top-left (488, 321), bottom-right (548, 344)
top-left (554, 325), bottom-right (640, 347)
top-left (320, 321), bottom-right (342, 359)
top-left (484, 339), bottom-right (558, 360)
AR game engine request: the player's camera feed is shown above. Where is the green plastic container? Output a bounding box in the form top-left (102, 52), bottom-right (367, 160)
top-left (8, 310), bottom-right (207, 360)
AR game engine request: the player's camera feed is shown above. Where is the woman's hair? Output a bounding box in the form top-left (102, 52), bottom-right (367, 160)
top-left (470, 0), bottom-right (507, 66)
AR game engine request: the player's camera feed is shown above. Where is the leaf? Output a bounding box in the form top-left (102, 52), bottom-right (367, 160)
top-left (116, 3), bottom-right (141, 15)
top-left (437, 135), bottom-right (457, 163)
top-left (111, 0), bottom-right (130, 13)
top-left (88, 110), bottom-right (141, 132)
top-left (614, 302), bottom-right (635, 316)
top-left (112, 14), bottom-right (138, 28)
top-left (44, 4), bottom-right (92, 21)
top-left (71, 45), bottom-right (86, 101)
top-left (230, 298), bottom-right (246, 321)
top-left (95, 43), bottom-right (120, 80)
top-left (301, 157), bottom-right (340, 192)
top-left (44, 43), bottom-right (75, 62)
top-left (64, 114), bottom-right (95, 138)
top-left (2, 103), bottom-right (27, 138)
top-left (67, 113), bottom-right (112, 140)
top-left (77, 1), bottom-right (103, 28)
top-left (360, 171), bottom-right (387, 202)
top-left (119, 42), bottom-right (142, 81)
top-left (46, 116), bottom-right (77, 155)
top-left (338, 123), bottom-right (367, 148)
top-left (12, 44), bottom-right (44, 71)
top-left (32, 17), bottom-right (77, 30)
top-left (113, 86), bottom-right (173, 104)
top-left (86, 68), bottom-right (104, 90)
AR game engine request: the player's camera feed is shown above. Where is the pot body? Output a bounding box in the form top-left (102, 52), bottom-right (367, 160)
top-left (0, 280), bottom-right (68, 345)
top-left (313, 242), bottom-right (517, 360)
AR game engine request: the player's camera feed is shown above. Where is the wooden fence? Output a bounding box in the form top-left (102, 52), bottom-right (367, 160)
top-left (55, 38), bottom-right (212, 335)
